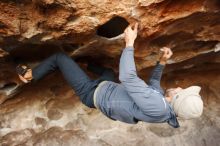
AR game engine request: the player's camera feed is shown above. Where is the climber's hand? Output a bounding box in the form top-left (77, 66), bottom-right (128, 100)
top-left (159, 47), bottom-right (173, 65)
top-left (124, 23), bottom-right (138, 47)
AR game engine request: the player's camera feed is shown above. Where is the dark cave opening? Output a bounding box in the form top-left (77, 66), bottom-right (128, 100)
top-left (96, 16), bottom-right (129, 38)
top-left (9, 44), bottom-right (62, 62)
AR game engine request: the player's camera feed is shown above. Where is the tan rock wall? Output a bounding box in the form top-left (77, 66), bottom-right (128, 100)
top-left (0, 0), bottom-right (219, 145)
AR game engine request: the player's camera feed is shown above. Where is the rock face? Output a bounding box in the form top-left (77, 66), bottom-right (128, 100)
top-left (0, 0), bottom-right (220, 146)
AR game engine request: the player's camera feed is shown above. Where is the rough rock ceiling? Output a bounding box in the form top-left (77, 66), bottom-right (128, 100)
top-left (0, 0), bottom-right (219, 145)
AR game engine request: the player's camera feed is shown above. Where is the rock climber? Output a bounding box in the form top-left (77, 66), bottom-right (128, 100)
top-left (17, 23), bottom-right (203, 128)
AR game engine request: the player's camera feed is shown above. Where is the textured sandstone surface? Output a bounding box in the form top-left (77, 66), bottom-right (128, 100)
top-left (0, 0), bottom-right (220, 146)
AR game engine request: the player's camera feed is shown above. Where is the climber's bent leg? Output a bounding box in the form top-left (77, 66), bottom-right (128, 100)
top-left (87, 63), bottom-right (116, 82)
top-left (32, 52), bottom-right (98, 108)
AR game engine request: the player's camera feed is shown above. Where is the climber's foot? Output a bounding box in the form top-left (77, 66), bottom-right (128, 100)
top-left (16, 64), bottom-right (33, 83)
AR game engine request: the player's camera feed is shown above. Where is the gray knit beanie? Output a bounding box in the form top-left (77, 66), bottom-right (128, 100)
top-left (171, 86), bottom-right (203, 119)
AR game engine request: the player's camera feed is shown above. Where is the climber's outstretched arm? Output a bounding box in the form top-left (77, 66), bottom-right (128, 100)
top-left (147, 47), bottom-right (173, 94)
top-left (119, 23), bottom-right (146, 85)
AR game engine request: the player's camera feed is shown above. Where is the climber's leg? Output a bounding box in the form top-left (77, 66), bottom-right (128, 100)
top-left (31, 52), bottom-right (98, 108)
top-left (87, 63), bottom-right (116, 82)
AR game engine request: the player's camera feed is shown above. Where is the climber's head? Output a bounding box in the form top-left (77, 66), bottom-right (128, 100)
top-left (166, 86), bottom-right (203, 119)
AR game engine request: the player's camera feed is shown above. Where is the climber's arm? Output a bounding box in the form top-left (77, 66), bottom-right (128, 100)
top-left (119, 23), bottom-right (144, 84)
top-left (148, 48), bottom-right (173, 87)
